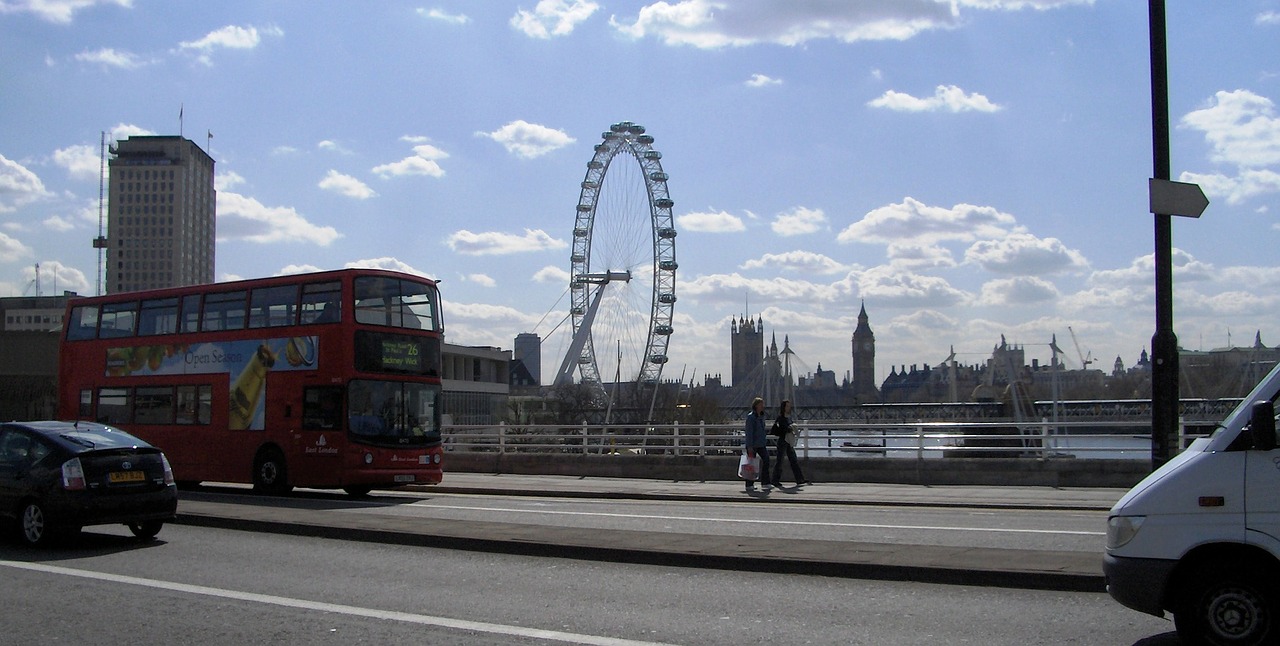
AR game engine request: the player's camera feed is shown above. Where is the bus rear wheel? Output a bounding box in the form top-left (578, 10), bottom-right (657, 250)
top-left (252, 447), bottom-right (292, 495)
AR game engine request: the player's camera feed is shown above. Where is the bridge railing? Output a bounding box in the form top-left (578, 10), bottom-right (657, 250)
top-left (442, 419), bottom-right (1208, 460)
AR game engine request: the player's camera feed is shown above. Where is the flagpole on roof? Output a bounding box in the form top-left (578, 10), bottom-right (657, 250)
top-left (179, 103), bottom-right (184, 137)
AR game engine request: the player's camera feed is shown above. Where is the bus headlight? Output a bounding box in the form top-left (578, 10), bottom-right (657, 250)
top-left (1107, 515), bottom-right (1145, 550)
top-left (364, 452), bottom-right (374, 465)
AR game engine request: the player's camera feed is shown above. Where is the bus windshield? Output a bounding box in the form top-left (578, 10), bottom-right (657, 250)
top-left (347, 379), bottom-right (440, 445)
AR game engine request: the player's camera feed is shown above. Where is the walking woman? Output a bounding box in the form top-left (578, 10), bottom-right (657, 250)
top-left (743, 397), bottom-right (770, 491)
top-left (771, 399), bottom-right (810, 487)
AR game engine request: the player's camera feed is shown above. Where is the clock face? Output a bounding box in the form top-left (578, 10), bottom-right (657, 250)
top-left (863, 342), bottom-right (872, 351)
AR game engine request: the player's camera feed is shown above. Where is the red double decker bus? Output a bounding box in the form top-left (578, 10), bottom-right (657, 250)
top-left (57, 268), bottom-right (444, 496)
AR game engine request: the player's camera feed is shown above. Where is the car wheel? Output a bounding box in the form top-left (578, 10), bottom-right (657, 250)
top-left (1176, 566), bottom-right (1277, 645)
top-left (343, 485), bottom-right (373, 497)
top-left (252, 447), bottom-right (292, 495)
top-left (127, 521), bottom-right (164, 540)
top-left (19, 501), bottom-right (50, 546)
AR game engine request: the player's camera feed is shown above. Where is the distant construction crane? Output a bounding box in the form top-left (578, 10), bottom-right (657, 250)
top-left (1068, 326), bottom-right (1094, 369)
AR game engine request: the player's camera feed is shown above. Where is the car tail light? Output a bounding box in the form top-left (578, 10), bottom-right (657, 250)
top-left (61, 457), bottom-right (86, 491)
top-left (161, 454), bottom-right (175, 486)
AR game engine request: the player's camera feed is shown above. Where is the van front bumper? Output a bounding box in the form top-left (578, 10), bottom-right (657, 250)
top-left (1103, 553), bottom-right (1176, 617)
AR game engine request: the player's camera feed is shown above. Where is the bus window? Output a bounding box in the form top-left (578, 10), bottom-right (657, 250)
top-left (96, 387), bottom-right (131, 424)
top-left (99, 302), bottom-right (138, 338)
top-left (135, 386), bottom-right (175, 424)
top-left (348, 380), bottom-right (439, 440)
top-left (138, 297), bottom-right (179, 336)
top-left (302, 386), bottom-right (343, 429)
top-left (179, 295), bottom-right (201, 333)
top-left (202, 291), bottom-right (247, 331)
top-left (175, 385), bottom-right (212, 424)
top-left (66, 305), bottom-right (100, 341)
top-left (250, 285), bottom-right (299, 328)
top-left (354, 276), bottom-right (437, 330)
top-left (300, 281), bottom-right (342, 324)
top-left (400, 281), bottom-right (436, 331)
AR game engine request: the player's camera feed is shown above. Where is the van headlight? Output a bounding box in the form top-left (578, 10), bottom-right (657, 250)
top-left (1107, 515), bottom-right (1145, 549)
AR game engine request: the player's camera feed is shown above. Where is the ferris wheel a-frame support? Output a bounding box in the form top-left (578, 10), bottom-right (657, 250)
top-left (553, 270), bottom-right (630, 387)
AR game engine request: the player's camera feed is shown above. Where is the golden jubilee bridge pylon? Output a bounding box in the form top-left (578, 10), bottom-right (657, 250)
top-left (553, 121), bottom-right (677, 422)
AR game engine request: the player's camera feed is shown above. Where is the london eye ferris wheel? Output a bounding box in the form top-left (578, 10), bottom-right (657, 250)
top-left (553, 121), bottom-right (678, 401)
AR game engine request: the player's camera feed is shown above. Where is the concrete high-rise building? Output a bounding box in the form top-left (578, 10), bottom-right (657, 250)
top-left (104, 135), bottom-right (215, 293)
top-left (514, 332), bottom-right (542, 385)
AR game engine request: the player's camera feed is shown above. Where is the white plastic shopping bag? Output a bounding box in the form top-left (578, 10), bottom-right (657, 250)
top-left (738, 452), bottom-right (761, 480)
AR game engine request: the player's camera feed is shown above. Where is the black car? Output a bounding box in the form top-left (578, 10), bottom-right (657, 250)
top-left (0, 421), bottom-right (178, 545)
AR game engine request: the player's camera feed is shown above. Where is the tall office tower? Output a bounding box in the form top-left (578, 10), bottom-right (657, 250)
top-left (104, 135), bottom-right (215, 293)
top-left (514, 332), bottom-right (542, 385)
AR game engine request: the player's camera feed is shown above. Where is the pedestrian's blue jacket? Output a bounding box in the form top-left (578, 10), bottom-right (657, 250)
top-left (744, 410), bottom-right (767, 449)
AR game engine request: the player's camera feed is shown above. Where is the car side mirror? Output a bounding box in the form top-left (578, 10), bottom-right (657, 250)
top-left (1250, 400), bottom-right (1277, 451)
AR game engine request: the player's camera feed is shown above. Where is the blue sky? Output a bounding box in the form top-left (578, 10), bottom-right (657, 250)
top-left (1, 0), bottom-right (1278, 389)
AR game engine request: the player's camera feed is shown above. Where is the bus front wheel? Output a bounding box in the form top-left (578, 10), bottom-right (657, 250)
top-left (252, 447), bottom-right (292, 495)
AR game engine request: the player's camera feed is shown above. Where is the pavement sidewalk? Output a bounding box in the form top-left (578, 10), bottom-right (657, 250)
top-left (173, 474), bottom-right (1127, 593)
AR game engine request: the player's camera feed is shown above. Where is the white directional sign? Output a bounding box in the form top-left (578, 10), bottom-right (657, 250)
top-left (1149, 178), bottom-right (1209, 218)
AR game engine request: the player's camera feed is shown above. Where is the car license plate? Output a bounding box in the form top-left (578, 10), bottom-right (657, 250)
top-left (393, 474), bottom-right (415, 483)
top-left (109, 470), bottom-right (145, 483)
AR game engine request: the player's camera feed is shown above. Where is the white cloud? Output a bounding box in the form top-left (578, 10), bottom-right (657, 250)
top-left (216, 191), bottom-right (342, 246)
top-left (964, 232), bottom-right (1089, 275)
top-left (318, 170), bottom-right (377, 199)
top-left (1180, 169), bottom-right (1280, 205)
top-left (317, 140), bottom-right (353, 155)
top-left (746, 73), bottom-right (781, 88)
top-left (854, 265), bottom-right (970, 307)
top-left (215, 171), bottom-right (246, 191)
top-left (178, 24), bottom-right (283, 64)
top-left (0, 153), bottom-right (50, 213)
top-left (956, 0), bottom-right (1096, 9)
top-left (344, 257), bottom-right (436, 280)
top-left (533, 264), bottom-right (571, 283)
top-left (276, 263), bottom-right (325, 276)
top-left (372, 142), bottom-right (449, 178)
top-left (108, 122), bottom-right (155, 143)
top-left (477, 120), bottom-right (575, 159)
top-left (0, 0), bottom-right (131, 24)
top-left (445, 229), bottom-right (567, 255)
top-left (418, 7), bottom-right (469, 24)
top-left (682, 272), bottom-right (845, 304)
top-left (43, 215), bottom-right (76, 232)
top-left (770, 206), bottom-right (827, 236)
top-left (511, 0), bottom-right (598, 38)
top-left (52, 144), bottom-right (101, 181)
top-left (465, 273), bottom-right (496, 287)
top-left (677, 209), bottom-right (745, 233)
top-left (740, 250), bottom-right (849, 275)
top-left (1181, 89), bottom-right (1280, 168)
top-left (979, 276), bottom-right (1060, 305)
top-left (0, 231), bottom-right (33, 262)
top-left (610, 0), bottom-right (961, 48)
top-left (868, 85), bottom-right (1003, 113)
top-left (886, 243), bottom-right (956, 268)
top-left (837, 197), bottom-right (1017, 245)
top-left (74, 47), bottom-right (147, 68)
top-left (1255, 10), bottom-right (1280, 25)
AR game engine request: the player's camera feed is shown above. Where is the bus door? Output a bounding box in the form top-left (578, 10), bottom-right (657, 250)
top-left (291, 385), bottom-right (344, 484)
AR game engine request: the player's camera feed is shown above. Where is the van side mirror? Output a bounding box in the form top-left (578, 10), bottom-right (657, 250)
top-left (1250, 400), bottom-right (1277, 451)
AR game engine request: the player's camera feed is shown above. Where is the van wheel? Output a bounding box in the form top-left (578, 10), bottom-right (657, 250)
top-left (252, 448), bottom-right (292, 495)
top-left (1176, 567), bottom-right (1277, 645)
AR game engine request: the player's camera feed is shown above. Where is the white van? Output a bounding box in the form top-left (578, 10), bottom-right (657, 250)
top-left (1105, 363), bottom-right (1280, 645)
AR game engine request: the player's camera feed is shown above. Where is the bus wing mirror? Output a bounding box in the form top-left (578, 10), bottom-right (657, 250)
top-left (1250, 400), bottom-right (1277, 451)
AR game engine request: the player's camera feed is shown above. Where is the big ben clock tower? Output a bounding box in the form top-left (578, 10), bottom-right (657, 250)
top-left (851, 302), bottom-right (879, 402)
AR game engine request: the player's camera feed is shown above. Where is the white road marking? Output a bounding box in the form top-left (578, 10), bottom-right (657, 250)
top-left (0, 560), bottom-right (677, 646)
top-left (399, 501), bottom-right (1104, 536)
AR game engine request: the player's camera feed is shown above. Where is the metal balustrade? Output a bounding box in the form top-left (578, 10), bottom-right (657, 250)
top-left (442, 419), bottom-right (1208, 461)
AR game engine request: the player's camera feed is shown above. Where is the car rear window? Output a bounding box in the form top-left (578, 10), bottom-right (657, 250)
top-left (57, 429), bottom-right (152, 451)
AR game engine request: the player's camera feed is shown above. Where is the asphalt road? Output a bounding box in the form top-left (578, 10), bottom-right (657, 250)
top-left (0, 523), bottom-right (1177, 645)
